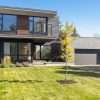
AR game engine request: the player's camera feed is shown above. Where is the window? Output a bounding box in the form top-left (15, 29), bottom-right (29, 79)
top-left (48, 24), bottom-right (52, 36)
top-left (3, 15), bottom-right (16, 31)
top-left (28, 16), bottom-right (47, 33)
top-left (41, 45), bottom-right (51, 59)
top-left (29, 17), bottom-right (34, 32)
top-left (18, 43), bottom-right (31, 61)
top-left (18, 43), bottom-right (31, 56)
top-left (34, 17), bottom-right (46, 33)
top-left (4, 42), bottom-right (32, 62)
top-left (0, 14), bottom-right (2, 31)
top-left (10, 42), bottom-right (18, 62)
top-left (4, 42), bottom-right (10, 56)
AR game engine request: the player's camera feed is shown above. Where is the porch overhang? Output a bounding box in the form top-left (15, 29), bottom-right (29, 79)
top-left (0, 35), bottom-right (57, 44)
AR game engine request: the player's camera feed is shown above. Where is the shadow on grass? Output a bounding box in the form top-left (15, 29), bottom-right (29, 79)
top-left (0, 80), bottom-right (43, 83)
top-left (55, 66), bottom-right (80, 70)
top-left (55, 70), bottom-right (100, 78)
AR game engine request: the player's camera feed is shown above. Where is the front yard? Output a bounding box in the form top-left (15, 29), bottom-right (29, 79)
top-left (0, 66), bottom-right (100, 100)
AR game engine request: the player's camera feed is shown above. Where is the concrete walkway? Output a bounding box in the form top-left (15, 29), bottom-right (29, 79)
top-left (32, 61), bottom-right (66, 66)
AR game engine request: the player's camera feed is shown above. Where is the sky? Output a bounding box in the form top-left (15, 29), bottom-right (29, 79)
top-left (0, 0), bottom-right (100, 37)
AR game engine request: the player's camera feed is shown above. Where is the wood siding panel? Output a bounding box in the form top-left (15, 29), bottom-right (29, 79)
top-left (17, 15), bottom-right (30, 35)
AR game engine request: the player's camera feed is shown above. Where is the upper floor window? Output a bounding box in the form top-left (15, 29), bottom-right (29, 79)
top-left (34, 17), bottom-right (47, 33)
top-left (0, 14), bottom-right (16, 32)
top-left (29, 16), bottom-right (47, 33)
top-left (0, 15), bottom-right (2, 31)
top-left (3, 15), bottom-right (16, 32)
top-left (29, 17), bottom-right (34, 33)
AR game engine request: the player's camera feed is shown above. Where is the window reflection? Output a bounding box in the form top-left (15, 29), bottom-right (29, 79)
top-left (0, 15), bottom-right (2, 31)
top-left (0, 14), bottom-right (16, 32)
top-left (29, 17), bottom-right (47, 33)
top-left (3, 15), bottom-right (16, 31)
top-left (4, 42), bottom-right (31, 62)
top-left (34, 17), bottom-right (46, 33)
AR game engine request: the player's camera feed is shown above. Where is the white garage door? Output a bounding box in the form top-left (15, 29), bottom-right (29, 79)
top-left (75, 54), bottom-right (97, 65)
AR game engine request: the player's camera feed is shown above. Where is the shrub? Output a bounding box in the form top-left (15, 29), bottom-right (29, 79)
top-left (0, 56), bottom-right (13, 68)
top-left (16, 63), bottom-right (23, 67)
top-left (2, 56), bottom-right (12, 65)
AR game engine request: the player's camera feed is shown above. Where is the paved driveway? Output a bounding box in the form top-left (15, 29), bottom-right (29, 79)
top-left (69, 65), bottom-right (100, 73)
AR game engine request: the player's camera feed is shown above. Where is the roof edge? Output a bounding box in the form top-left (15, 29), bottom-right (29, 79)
top-left (0, 5), bottom-right (57, 15)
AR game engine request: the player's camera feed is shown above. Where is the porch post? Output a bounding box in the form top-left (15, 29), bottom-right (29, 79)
top-left (16, 42), bottom-right (19, 63)
top-left (31, 42), bottom-right (34, 63)
top-left (40, 45), bottom-right (42, 60)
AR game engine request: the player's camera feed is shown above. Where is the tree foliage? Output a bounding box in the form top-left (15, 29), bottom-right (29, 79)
top-left (59, 22), bottom-right (75, 63)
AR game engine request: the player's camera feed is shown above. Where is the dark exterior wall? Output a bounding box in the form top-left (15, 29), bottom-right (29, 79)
top-left (75, 49), bottom-right (100, 65)
top-left (50, 42), bottom-right (62, 61)
top-left (0, 41), bottom-right (3, 63)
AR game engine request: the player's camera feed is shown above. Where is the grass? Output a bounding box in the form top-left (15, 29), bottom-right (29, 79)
top-left (0, 66), bottom-right (100, 100)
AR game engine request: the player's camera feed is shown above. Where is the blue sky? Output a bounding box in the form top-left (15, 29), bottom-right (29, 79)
top-left (0, 0), bottom-right (100, 36)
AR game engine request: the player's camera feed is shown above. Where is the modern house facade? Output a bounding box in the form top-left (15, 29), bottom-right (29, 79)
top-left (74, 37), bottom-right (100, 65)
top-left (0, 6), bottom-right (59, 63)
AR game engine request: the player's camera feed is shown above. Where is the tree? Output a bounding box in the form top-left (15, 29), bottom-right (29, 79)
top-left (59, 22), bottom-right (75, 81)
top-left (59, 22), bottom-right (74, 63)
top-left (71, 27), bottom-right (80, 37)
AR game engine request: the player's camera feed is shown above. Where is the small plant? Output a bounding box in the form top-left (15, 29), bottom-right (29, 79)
top-left (2, 56), bottom-right (12, 68)
top-left (16, 62), bottom-right (23, 67)
top-left (3, 56), bottom-right (12, 64)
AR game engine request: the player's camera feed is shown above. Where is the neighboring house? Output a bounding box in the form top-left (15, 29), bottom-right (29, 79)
top-left (74, 37), bottom-right (100, 65)
top-left (0, 6), bottom-right (59, 63)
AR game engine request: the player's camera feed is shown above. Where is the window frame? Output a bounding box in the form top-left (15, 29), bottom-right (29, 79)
top-left (0, 13), bottom-right (17, 32)
top-left (28, 16), bottom-right (48, 34)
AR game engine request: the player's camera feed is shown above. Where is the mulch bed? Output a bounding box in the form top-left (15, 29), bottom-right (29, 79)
top-left (56, 80), bottom-right (77, 84)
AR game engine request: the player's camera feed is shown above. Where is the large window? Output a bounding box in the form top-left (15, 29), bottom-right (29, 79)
top-left (18, 43), bottom-right (31, 61)
top-left (29, 16), bottom-right (47, 33)
top-left (3, 15), bottom-right (16, 31)
top-left (0, 14), bottom-right (16, 32)
top-left (4, 42), bottom-right (10, 56)
top-left (4, 42), bottom-right (31, 62)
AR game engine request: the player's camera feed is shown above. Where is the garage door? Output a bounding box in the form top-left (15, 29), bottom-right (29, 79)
top-left (75, 54), bottom-right (97, 65)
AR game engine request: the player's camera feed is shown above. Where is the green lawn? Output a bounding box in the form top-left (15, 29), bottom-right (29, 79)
top-left (0, 66), bottom-right (100, 100)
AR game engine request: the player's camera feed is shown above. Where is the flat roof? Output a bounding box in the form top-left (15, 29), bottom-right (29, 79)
top-left (73, 37), bottom-right (100, 49)
top-left (0, 6), bottom-right (57, 17)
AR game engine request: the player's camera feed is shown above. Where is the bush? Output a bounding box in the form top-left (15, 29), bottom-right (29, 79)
top-left (0, 64), bottom-right (15, 68)
top-left (16, 63), bottom-right (23, 67)
top-left (2, 56), bottom-right (12, 65)
top-left (0, 56), bottom-right (14, 68)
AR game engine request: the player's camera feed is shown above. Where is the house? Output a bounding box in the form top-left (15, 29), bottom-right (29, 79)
top-left (0, 6), bottom-right (59, 63)
top-left (74, 37), bottom-right (100, 65)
